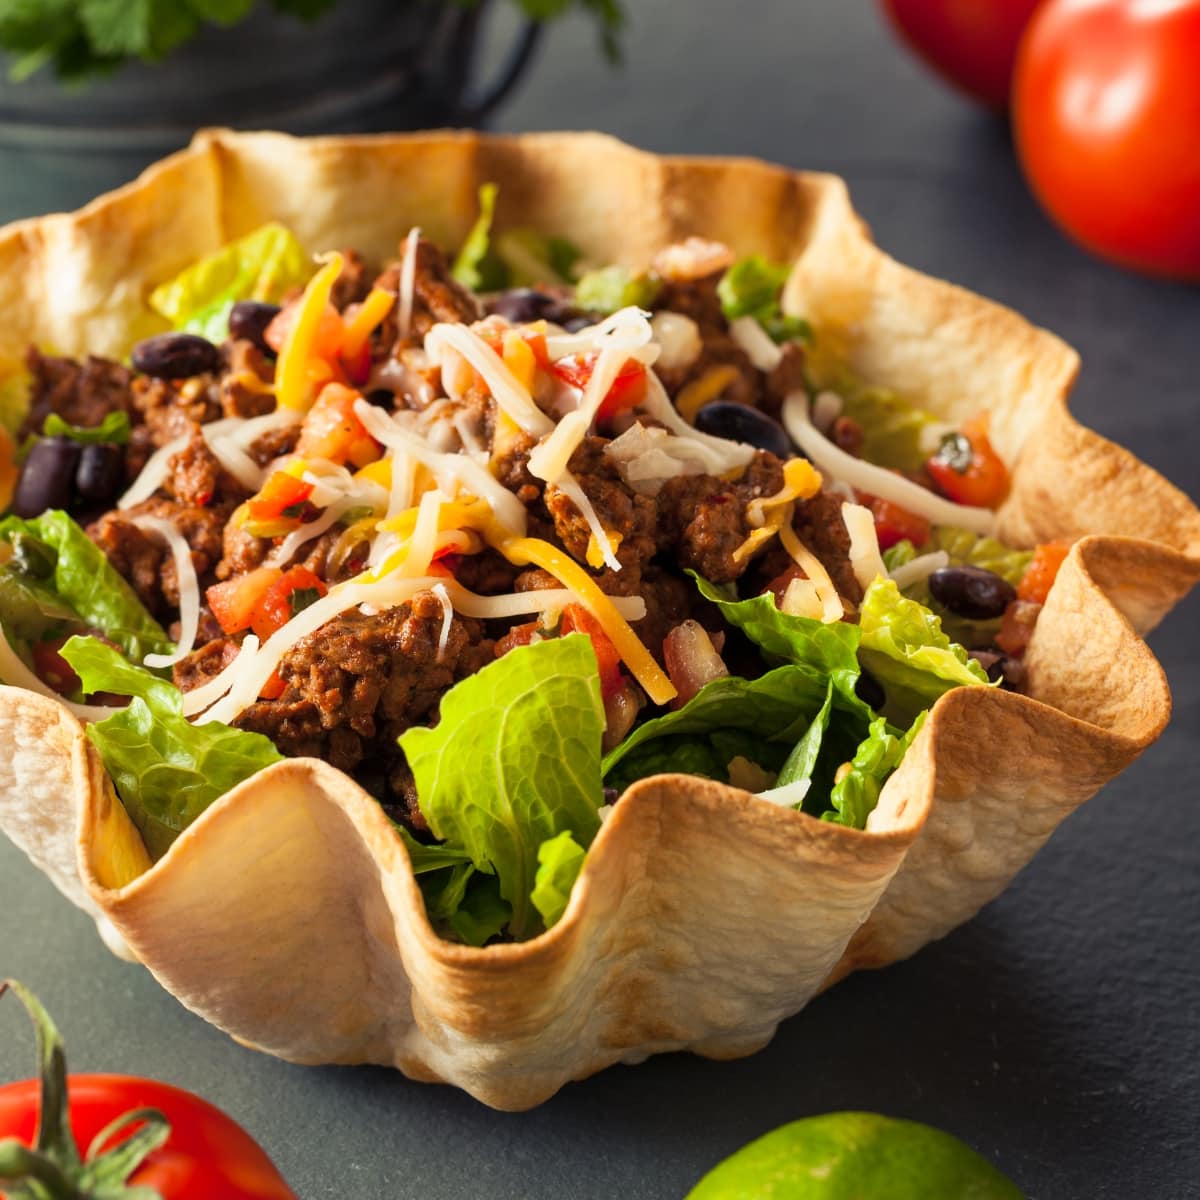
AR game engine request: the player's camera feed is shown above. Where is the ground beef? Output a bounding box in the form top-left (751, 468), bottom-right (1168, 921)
top-left (248, 422), bottom-right (301, 466)
top-left (763, 340), bottom-right (807, 419)
top-left (21, 349), bottom-right (133, 439)
top-left (173, 636), bottom-right (238, 693)
top-left (233, 592), bottom-right (495, 829)
top-left (373, 237), bottom-right (480, 350)
top-left (790, 488), bottom-right (864, 604)
top-left (89, 498), bottom-right (226, 617)
top-left (330, 249), bottom-right (371, 311)
top-left (216, 519), bottom-right (267, 580)
top-left (162, 426), bottom-right (249, 509)
top-left (220, 339), bottom-right (276, 419)
top-left (131, 374), bottom-right (222, 448)
top-left (657, 450), bottom-right (784, 583)
top-left (454, 548), bottom-right (520, 596)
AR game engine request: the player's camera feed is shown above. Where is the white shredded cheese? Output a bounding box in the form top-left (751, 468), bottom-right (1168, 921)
top-left (267, 497), bottom-right (356, 569)
top-left (0, 624), bottom-right (121, 722)
top-left (729, 316), bottom-right (783, 372)
top-left (431, 582), bottom-right (453, 663)
top-left (811, 390), bottom-right (843, 432)
top-left (889, 549), bottom-right (951, 591)
top-left (781, 392), bottom-right (997, 536)
top-left (603, 422), bottom-right (712, 496)
top-left (180, 635), bottom-right (261, 717)
top-left (551, 474), bottom-right (622, 572)
top-left (117, 433), bottom-right (189, 509)
top-left (638, 373), bottom-right (756, 475)
top-left (398, 226), bottom-right (421, 340)
top-left (132, 515), bottom-right (200, 668)
top-left (780, 523), bottom-right (845, 624)
top-left (756, 777), bottom-right (813, 808)
top-left (841, 501), bottom-right (889, 593)
top-left (545, 307), bottom-right (657, 363)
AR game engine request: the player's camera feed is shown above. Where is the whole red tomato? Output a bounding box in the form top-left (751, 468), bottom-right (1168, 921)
top-left (1013, 0), bottom-right (1200, 279)
top-left (880, 0), bottom-right (1045, 107)
top-left (0, 981), bottom-right (296, 1199)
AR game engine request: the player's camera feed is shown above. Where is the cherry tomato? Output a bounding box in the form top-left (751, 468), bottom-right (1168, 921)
top-left (925, 415), bottom-right (1009, 509)
top-left (1017, 540), bottom-right (1071, 604)
top-left (859, 493), bottom-right (932, 551)
top-left (258, 669), bottom-right (287, 701)
top-left (1013, 0), bottom-right (1200, 279)
top-left (494, 621), bottom-right (540, 658)
top-left (250, 567), bottom-right (327, 641)
top-left (206, 566), bottom-right (282, 636)
top-left (551, 353), bottom-right (648, 422)
top-left (880, 0), bottom-right (1044, 108)
top-left (560, 604), bottom-right (624, 698)
top-left (30, 636), bottom-right (82, 696)
top-left (245, 472), bottom-right (314, 525)
top-left (996, 598), bottom-right (1042, 656)
top-left (0, 980), bottom-right (296, 1199)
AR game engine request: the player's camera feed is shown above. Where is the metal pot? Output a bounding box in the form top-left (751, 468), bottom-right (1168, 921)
top-left (0, 0), bottom-right (540, 223)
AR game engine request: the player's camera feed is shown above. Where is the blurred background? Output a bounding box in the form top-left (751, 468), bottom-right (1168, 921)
top-left (0, 2), bottom-right (1197, 1197)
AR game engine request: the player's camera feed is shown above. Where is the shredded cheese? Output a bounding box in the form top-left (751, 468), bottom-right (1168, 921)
top-left (131, 515), bottom-right (199, 667)
top-left (267, 497), bottom-right (356, 569)
top-left (732, 458), bottom-right (823, 565)
top-left (0, 623), bottom-right (120, 722)
top-left (180, 635), bottom-right (261, 717)
top-left (398, 226), bottom-right (421, 340)
top-left (494, 536), bottom-right (676, 705)
top-left (430, 582), bottom-right (454, 662)
top-left (780, 523), bottom-right (845, 624)
top-left (889, 549), bottom-right (951, 591)
top-left (342, 287), bottom-right (395, 361)
top-left (729, 316), bottom-right (783, 372)
top-left (276, 252), bottom-right (344, 411)
top-left (639, 373), bottom-right (755, 475)
top-left (781, 392), bottom-right (997, 535)
top-left (841, 501), bottom-right (889, 592)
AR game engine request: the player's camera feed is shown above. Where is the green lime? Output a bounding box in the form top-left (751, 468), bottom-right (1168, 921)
top-left (685, 1112), bottom-right (1023, 1199)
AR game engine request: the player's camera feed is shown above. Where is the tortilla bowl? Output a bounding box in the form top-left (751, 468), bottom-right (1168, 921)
top-left (0, 130), bottom-right (1196, 1111)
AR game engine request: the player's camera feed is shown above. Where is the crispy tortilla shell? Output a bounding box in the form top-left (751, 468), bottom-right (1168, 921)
top-left (0, 132), bottom-right (1196, 1109)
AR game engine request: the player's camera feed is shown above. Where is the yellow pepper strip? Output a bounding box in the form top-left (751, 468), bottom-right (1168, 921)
top-left (354, 458), bottom-right (392, 489)
top-left (342, 286), bottom-right (396, 361)
top-left (495, 536), bottom-right (677, 706)
top-left (502, 330), bottom-right (538, 392)
top-left (276, 252), bottom-right (343, 411)
top-left (675, 365), bottom-right (743, 422)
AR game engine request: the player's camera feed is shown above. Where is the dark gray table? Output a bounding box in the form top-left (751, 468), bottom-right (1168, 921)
top-left (1, 4), bottom-right (1197, 1197)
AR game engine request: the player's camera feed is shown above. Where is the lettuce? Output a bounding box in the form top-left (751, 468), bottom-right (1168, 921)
top-left (717, 256), bottom-right (811, 344)
top-left (495, 229), bottom-right (582, 288)
top-left (0, 511), bottom-right (172, 663)
top-left (857, 578), bottom-right (990, 727)
top-left (825, 712), bottom-right (927, 829)
top-left (148, 223), bottom-right (311, 343)
top-left (43, 410), bottom-right (131, 445)
top-left (573, 266), bottom-right (660, 314)
top-left (530, 830), bottom-right (587, 930)
top-left (61, 637), bottom-right (283, 859)
top-left (451, 183), bottom-right (509, 294)
top-left (399, 634), bottom-right (605, 941)
top-left (837, 382), bottom-right (944, 474)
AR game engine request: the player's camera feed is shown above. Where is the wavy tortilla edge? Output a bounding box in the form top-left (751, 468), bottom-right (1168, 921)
top-left (0, 130), bottom-right (1196, 1110)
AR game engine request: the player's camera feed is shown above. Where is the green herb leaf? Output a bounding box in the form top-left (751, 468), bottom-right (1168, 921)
top-left (149, 222), bottom-right (311, 343)
top-left (43, 409), bottom-right (130, 445)
top-left (530, 830), bottom-right (586, 930)
top-left (451, 183), bottom-right (510, 294)
top-left (0, 511), bottom-right (173, 663)
top-left (857, 577), bottom-right (990, 727)
top-left (573, 265), bottom-right (660, 314)
top-left (399, 634), bottom-right (604, 941)
top-left (60, 636), bottom-right (283, 859)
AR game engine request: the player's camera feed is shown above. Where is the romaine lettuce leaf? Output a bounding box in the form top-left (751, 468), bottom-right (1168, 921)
top-left (716, 256), bottom-right (810, 344)
top-left (0, 511), bottom-right (172, 663)
top-left (495, 229), bottom-right (582, 288)
top-left (61, 636), bottom-right (283, 859)
top-left (838, 382), bottom-right (944, 473)
top-left (399, 634), bottom-right (605, 940)
top-left (448, 874), bottom-right (513, 947)
top-left (857, 577), bottom-right (990, 727)
top-left (451, 183), bottom-right (510, 294)
top-left (573, 266), bottom-right (660, 314)
top-left (530, 830), bottom-right (587, 930)
top-left (148, 223), bottom-right (311, 343)
top-left (43, 410), bottom-right (131, 445)
top-left (824, 712), bottom-right (927, 829)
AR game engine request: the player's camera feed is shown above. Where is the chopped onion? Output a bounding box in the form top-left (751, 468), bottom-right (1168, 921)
top-left (889, 550), bottom-right (950, 591)
top-left (781, 392), bottom-right (997, 535)
top-left (841, 501), bottom-right (889, 593)
top-left (650, 311), bottom-right (702, 371)
top-left (603, 422), bottom-right (711, 496)
top-left (811, 390), bottom-right (843, 432)
top-left (131, 515), bottom-right (199, 668)
top-left (729, 316), bottom-right (783, 372)
top-left (638, 373), bottom-right (756, 475)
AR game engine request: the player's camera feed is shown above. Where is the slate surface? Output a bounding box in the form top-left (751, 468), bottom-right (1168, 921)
top-left (0, 3), bottom-right (1197, 1197)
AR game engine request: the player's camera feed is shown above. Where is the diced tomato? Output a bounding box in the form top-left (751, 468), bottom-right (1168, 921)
top-left (246, 472), bottom-right (314, 525)
top-left (560, 603), bottom-right (624, 698)
top-left (858, 492), bottom-right (932, 550)
top-left (265, 299), bottom-right (344, 359)
top-left (296, 383), bottom-right (381, 468)
top-left (259, 669), bottom-right (287, 701)
top-left (494, 621), bottom-right (540, 658)
top-left (206, 566), bottom-right (283, 635)
top-left (925, 414), bottom-right (1010, 509)
top-left (763, 565), bottom-right (805, 606)
top-left (1017, 540), bottom-right (1071, 604)
top-left (250, 567), bottom-right (328, 641)
top-left (551, 352), bottom-right (648, 422)
top-left (31, 638), bottom-right (81, 696)
top-left (996, 599), bottom-right (1042, 657)
top-left (339, 336), bottom-right (373, 386)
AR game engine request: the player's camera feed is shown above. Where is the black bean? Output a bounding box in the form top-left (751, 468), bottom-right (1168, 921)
top-left (365, 389), bottom-right (395, 409)
top-left (131, 332), bottom-right (221, 379)
top-left (969, 649), bottom-right (1005, 682)
top-left (486, 288), bottom-right (581, 326)
top-left (74, 443), bottom-right (126, 506)
top-left (854, 668), bottom-right (886, 712)
top-left (12, 437), bottom-right (80, 517)
top-left (693, 401), bottom-right (794, 459)
top-left (228, 301), bottom-right (282, 355)
top-left (929, 565), bottom-right (1016, 620)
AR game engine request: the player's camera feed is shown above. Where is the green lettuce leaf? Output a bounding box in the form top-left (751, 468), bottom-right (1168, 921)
top-left (857, 577), bottom-right (990, 727)
top-left (61, 636), bottom-right (283, 859)
top-left (530, 830), bottom-right (587, 930)
top-left (451, 183), bottom-right (510, 294)
top-left (148, 222), bottom-right (311, 343)
top-left (448, 874), bottom-right (513, 947)
top-left (0, 370), bottom-right (30, 437)
top-left (573, 265), bottom-right (661, 314)
top-left (42, 409), bottom-right (131, 445)
top-left (399, 634), bottom-right (605, 941)
top-left (716, 256), bottom-right (810, 345)
top-left (0, 511), bottom-right (172, 663)
top-left (885, 526), bottom-right (1033, 649)
top-left (824, 712), bottom-right (927, 829)
top-left (838, 381), bottom-right (945, 473)
top-left (495, 229), bottom-right (582, 288)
